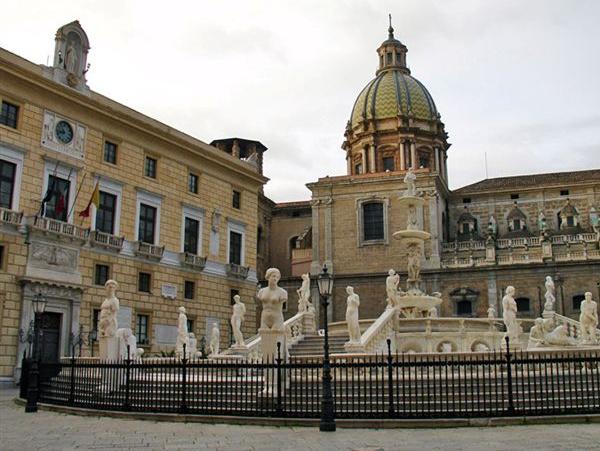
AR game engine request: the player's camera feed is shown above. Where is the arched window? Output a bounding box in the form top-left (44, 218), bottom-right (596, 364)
top-left (572, 294), bottom-right (585, 311)
top-left (363, 202), bottom-right (384, 241)
top-left (450, 287), bottom-right (479, 317)
top-left (383, 157), bottom-right (395, 172)
top-left (516, 297), bottom-right (530, 312)
top-left (418, 150), bottom-right (430, 169)
top-left (456, 300), bottom-right (472, 316)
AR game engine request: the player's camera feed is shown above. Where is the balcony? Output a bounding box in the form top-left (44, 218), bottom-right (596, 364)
top-left (226, 263), bottom-right (250, 279)
top-left (0, 207), bottom-right (23, 226)
top-left (89, 230), bottom-right (124, 251)
top-left (180, 252), bottom-right (207, 270)
top-left (30, 215), bottom-right (89, 241)
top-left (134, 241), bottom-right (164, 260)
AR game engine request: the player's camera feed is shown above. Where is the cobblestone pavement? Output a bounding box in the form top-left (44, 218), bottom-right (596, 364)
top-left (2, 388), bottom-right (600, 451)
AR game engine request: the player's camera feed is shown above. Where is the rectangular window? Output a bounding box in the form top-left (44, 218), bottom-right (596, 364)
top-left (363, 202), bottom-right (384, 241)
top-left (230, 289), bottom-right (240, 305)
top-left (516, 297), bottom-right (530, 312)
top-left (135, 314), bottom-right (149, 345)
top-left (560, 189), bottom-right (569, 196)
top-left (44, 175), bottom-right (70, 222)
top-left (94, 264), bottom-right (110, 286)
top-left (96, 191), bottom-right (117, 235)
top-left (457, 300), bottom-right (472, 316)
top-left (0, 159), bottom-right (16, 209)
top-left (144, 156), bottom-right (157, 178)
top-left (138, 203), bottom-right (156, 244)
top-left (513, 219), bottom-right (521, 231)
top-left (188, 173), bottom-right (198, 194)
top-left (462, 197), bottom-right (471, 204)
top-left (138, 272), bottom-right (151, 293)
top-left (184, 280), bottom-right (195, 300)
top-left (510, 193), bottom-right (519, 200)
top-left (355, 163), bottom-right (362, 175)
top-left (0, 244), bottom-right (5, 270)
top-left (461, 222), bottom-right (470, 234)
top-left (186, 319), bottom-right (194, 334)
top-left (103, 141), bottom-right (117, 164)
top-left (0, 101), bottom-right (19, 129)
top-left (572, 295), bottom-right (585, 311)
top-left (92, 309), bottom-right (101, 334)
top-left (184, 217), bottom-right (199, 254)
top-left (383, 157), bottom-right (395, 172)
top-left (229, 231), bottom-right (242, 265)
top-left (232, 190), bottom-right (241, 209)
top-left (567, 216), bottom-right (575, 227)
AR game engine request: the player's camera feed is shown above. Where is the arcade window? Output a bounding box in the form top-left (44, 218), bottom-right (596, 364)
top-left (94, 264), bottom-right (110, 286)
top-left (144, 156), bottom-right (157, 178)
top-left (363, 202), bottom-right (384, 241)
top-left (138, 272), bottom-right (151, 293)
top-left (516, 297), bottom-right (530, 312)
top-left (232, 190), bottom-right (241, 209)
top-left (103, 141), bottom-right (117, 164)
top-left (383, 157), bottom-right (395, 172)
top-left (0, 101), bottom-right (19, 129)
top-left (184, 280), bottom-right (195, 300)
top-left (0, 159), bottom-right (16, 209)
top-left (188, 173), bottom-right (198, 194)
top-left (135, 314), bottom-right (149, 345)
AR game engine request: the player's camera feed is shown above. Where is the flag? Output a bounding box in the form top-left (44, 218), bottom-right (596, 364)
top-left (55, 192), bottom-right (66, 217)
top-left (78, 182), bottom-right (100, 218)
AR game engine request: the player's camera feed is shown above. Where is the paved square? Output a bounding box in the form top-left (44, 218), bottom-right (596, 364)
top-left (2, 389), bottom-right (599, 451)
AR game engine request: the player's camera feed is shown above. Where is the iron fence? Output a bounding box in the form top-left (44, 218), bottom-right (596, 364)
top-left (29, 343), bottom-right (600, 419)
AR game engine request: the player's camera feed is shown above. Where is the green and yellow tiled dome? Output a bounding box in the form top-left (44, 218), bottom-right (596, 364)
top-left (350, 69), bottom-right (439, 127)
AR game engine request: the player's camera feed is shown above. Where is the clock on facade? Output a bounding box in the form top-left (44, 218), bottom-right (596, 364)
top-left (55, 120), bottom-right (74, 144)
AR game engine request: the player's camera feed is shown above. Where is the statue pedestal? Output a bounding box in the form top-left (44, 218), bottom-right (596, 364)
top-left (501, 335), bottom-right (523, 351)
top-left (302, 310), bottom-right (317, 334)
top-left (344, 341), bottom-right (365, 353)
top-left (99, 336), bottom-right (119, 360)
top-left (542, 310), bottom-right (555, 319)
top-left (259, 327), bottom-right (287, 396)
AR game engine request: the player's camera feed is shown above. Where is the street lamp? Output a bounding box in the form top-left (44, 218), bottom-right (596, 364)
top-left (25, 291), bottom-right (47, 413)
top-left (317, 264), bottom-right (335, 432)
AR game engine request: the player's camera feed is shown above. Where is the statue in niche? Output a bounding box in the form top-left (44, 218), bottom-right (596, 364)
top-left (98, 280), bottom-right (119, 338)
top-left (345, 286), bottom-right (361, 343)
top-left (296, 273), bottom-right (314, 313)
top-left (407, 244), bottom-right (421, 282)
top-left (385, 269), bottom-right (400, 309)
top-left (209, 323), bottom-right (220, 356)
top-left (488, 215), bottom-right (497, 236)
top-left (257, 268), bottom-right (287, 331)
top-left (211, 208), bottom-right (221, 233)
top-left (543, 276), bottom-right (556, 312)
top-left (175, 306), bottom-right (189, 357)
top-left (64, 40), bottom-right (79, 74)
top-left (538, 211), bottom-right (547, 233)
top-left (580, 292), bottom-right (598, 345)
top-left (403, 167), bottom-right (417, 197)
top-left (231, 295), bottom-right (247, 347)
top-left (407, 205), bottom-right (419, 230)
top-left (502, 286), bottom-right (521, 343)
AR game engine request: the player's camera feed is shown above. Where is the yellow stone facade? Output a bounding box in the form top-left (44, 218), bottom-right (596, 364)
top-left (0, 23), bottom-right (266, 382)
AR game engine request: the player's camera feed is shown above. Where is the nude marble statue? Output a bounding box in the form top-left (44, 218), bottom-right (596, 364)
top-left (231, 294), bottom-right (247, 347)
top-left (403, 167), bottom-right (417, 197)
top-left (296, 273), bottom-right (313, 313)
top-left (345, 286), bottom-right (361, 343)
top-left (175, 306), bottom-right (189, 357)
top-left (502, 286), bottom-right (521, 343)
top-left (257, 268), bottom-right (287, 331)
top-left (579, 292), bottom-right (598, 344)
top-left (543, 276), bottom-right (556, 312)
top-left (98, 280), bottom-right (119, 338)
top-left (385, 269), bottom-right (400, 309)
top-left (209, 323), bottom-right (220, 356)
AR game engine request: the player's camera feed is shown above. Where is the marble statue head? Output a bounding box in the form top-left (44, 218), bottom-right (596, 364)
top-left (105, 279), bottom-right (118, 295)
top-left (585, 292), bottom-right (592, 301)
top-left (388, 269), bottom-right (395, 276)
top-left (265, 267), bottom-right (281, 283)
top-left (179, 306), bottom-right (186, 314)
top-left (233, 294), bottom-right (241, 303)
top-left (346, 286), bottom-right (354, 295)
top-left (535, 318), bottom-right (544, 326)
top-left (506, 286), bottom-right (515, 296)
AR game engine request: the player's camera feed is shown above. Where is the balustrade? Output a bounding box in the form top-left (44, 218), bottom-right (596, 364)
top-left (0, 207), bottom-right (23, 225)
top-left (31, 215), bottom-right (89, 241)
top-left (134, 241), bottom-right (164, 259)
top-left (89, 230), bottom-right (124, 250)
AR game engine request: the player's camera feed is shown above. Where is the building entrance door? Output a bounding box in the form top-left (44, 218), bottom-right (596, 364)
top-left (40, 312), bottom-right (62, 363)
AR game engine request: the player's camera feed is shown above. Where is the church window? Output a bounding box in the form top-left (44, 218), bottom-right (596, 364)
top-left (0, 159), bottom-right (16, 209)
top-left (383, 157), bottom-right (395, 172)
top-left (396, 52), bottom-right (402, 65)
top-left (516, 297), bottom-right (530, 312)
top-left (386, 52), bottom-right (393, 65)
top-left (418, 152), bottom-right (430, 168)
top-left (144, 156), bottom-right (157, 178)
top-left (0, 101), bottom-right (19, 129)
top-left (456, 300), bottom-right (472, 316)
top-left (363, 202), bottom-right (384, 241)
top-left (572, 294), bottom-right (585, 311)
top-left (103, 141), bottom-right (117, 164)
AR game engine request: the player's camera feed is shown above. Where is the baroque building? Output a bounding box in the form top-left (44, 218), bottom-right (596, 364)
top-left (0, 22), bottom-right (265, 383)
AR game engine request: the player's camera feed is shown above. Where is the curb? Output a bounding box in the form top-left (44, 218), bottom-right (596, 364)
top-left (13, 398), bottom-right (600, 428)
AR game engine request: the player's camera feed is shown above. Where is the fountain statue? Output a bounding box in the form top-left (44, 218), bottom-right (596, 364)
top-left (542, 276), bottom-right (556, 316)
top-left (296, 273), bottom-right (314, 313)
top-left (175, 306), bottom-right (189, 358)
top-left (209, 323), bottom-right (220, 356)
top-left (502, 286), bottom-right (522, 348)
top-left (98, 280), bottom-right (120, 360)
top-left (231, 294), bottom-right (247, 348)
top-left (257, 268), bottom-right (288, 360)
top-left (385, 269), bottom-right (400, 309)
top-left (345, 286), bottom-right (361, 343)
top-left (580, 292), bottom-right (598, 345)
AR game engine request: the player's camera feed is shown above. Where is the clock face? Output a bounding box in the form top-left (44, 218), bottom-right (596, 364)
top-left (55, 120), bottom-right (74, 144)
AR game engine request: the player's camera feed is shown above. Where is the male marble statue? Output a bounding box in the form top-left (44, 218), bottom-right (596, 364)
top-left (407, 244), bottom-right (421, 283)
top-left (98, 280), bottom-right (120, 360)
top-left (385, 269), bottom-right (400, 309)
top-left (188, 332), bottom-right (198, 358)
top-left (296, 273), bottom-right (313, 313)
top-left (345, 286), bottom-right (361, 343)
top-left (502, 286), bottom-right (521, 343)
top-left (488, 215), bottom-right (497, 236)
top-left (579, 292), bottom-right (598, 345)
top-left (487, 305), bottom-right (496, 319)
top-left (116, 328), bottom-right (142, 360)
top-left (528, 318), bottom-right (546, 349)
top-left (257, 268), bottom-right (287, 331)
top-left (231, 294), bottom-right (247, 348)
top-left (543, 276), bottom-right (556, 313)
top-left (175, 306), bottom-right (189, 357)
top-left (403, 167), bottom-right (417, 196)
top-left (407, 205), bottom-right (419, 231)
top-left (209, 323), bottom-right (220, 356)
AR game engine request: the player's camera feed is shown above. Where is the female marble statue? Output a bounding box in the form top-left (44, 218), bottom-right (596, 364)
top-left (385, 269), bottom-right (400, 309)
top-left (527, 318), bottom-right (546, 349)
top-left (65, 41), bottom-right (78, 74)
top-left (231, 294), bottom-right (247, 347)
top-left (257, 268), bottom-right (287, 331)
top-left (403, 167), bottom-right (417, 196)
top-left (543, 276), bottom-right (555, 312)
top-left (579, 292), bottom-right (598, 344)
top-left (98, 280), bottom-right (119, 338)
top-left (176, 306), bottom-right (189, 356)
top-left (407, 205), bottom-right (419, 230)
top-left (296, 273), bottom-right (312, 313)
top-left (209, 323), bottom-right (220, 356)
top-left (346, 286), bottom-right (361, 343)
top-left (502, 286), bottom-right (520, 342)
top-left (407, 244), bottom-right (421, 282)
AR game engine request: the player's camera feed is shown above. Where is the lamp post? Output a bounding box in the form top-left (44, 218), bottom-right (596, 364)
top-left (25, 292), bottom-right (47, 413)
top-left (317, 264), bottom-right (335, 432)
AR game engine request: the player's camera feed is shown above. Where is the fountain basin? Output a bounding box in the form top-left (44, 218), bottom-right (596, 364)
top-left (392, 230), bottom-right (431, 242)
top-left (396, 294), bottom-right (442, 312)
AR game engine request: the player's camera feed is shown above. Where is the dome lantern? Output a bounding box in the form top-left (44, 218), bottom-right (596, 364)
top-left (376, 15), bottom-right (409, 75)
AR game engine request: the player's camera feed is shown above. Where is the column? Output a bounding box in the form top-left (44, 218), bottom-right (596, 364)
top-left (368, 144), bottom-right (376, 173)
top-left (346, 154), bottom-right (352, 175)
top-left (434, 148), bottom-right (440, 173)
top-left (443, 152), bottom-right (449, 182)
top-left (310, 199), bottom-right (321, 274)
top-left (399, 141), bottom-right (405, 170)
top-left (428, 194), bottom-right (441, 268)
top-left (361, 148), bottom-right (367, 174)
top-left (410, 141), bottom-right (417, 170)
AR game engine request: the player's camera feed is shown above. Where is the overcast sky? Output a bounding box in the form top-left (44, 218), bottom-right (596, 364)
top-left (3, 1), bottom-right (600, 202)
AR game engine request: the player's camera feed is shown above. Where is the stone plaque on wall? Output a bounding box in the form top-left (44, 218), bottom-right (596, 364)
top-left (154, 324), bottom-right (178, 345)
top-left (26, 241), bottom-right (81, 285)
top-left (161, 283), bottom-right (177, 299)
top-left (117, 306), bottom-right (132, 329)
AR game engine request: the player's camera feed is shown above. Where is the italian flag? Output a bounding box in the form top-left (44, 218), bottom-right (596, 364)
top-left (78, 181), bottom-right (100, 218)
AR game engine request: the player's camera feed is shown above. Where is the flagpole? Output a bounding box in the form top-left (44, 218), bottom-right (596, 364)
top-left (68, 172), bottom-right (87, 221)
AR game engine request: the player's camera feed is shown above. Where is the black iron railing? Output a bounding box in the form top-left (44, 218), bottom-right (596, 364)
top-left (28, 343), bottom-right (600, 419)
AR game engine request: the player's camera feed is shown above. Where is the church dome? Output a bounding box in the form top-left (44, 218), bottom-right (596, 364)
top-left (350, 70), bottom-right (439, 127)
